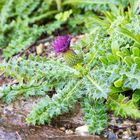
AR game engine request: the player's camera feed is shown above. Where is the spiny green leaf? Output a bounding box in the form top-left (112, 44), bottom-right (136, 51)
top-left (107, 93), bottom-right (140, 119)
top-left (82, 97), bottom-right (108, 134)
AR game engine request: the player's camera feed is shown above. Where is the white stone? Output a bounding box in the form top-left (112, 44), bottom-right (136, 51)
top-left (75, 125), bottom-right (89, 136)
top-left (44, 42), bottom-right (49, 46)
top-left (59, 127), bottom-right (65, 131)
top-left (65, 129), bottom-right (74, 134)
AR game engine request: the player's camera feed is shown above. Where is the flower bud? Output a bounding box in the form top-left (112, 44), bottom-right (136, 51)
top-left (52, 35), bottom-right (83, 66)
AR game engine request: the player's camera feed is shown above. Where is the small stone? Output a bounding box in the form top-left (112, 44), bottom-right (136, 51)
top-left (59, 127), bottom-right (65, 131)
top-left (123, 120), bottom-right (133, 126)
top-left (122, 130), bottom-right (134, 140)
top-left (128, 135), bottom-right (138, 140)
top-left (65, 129), bottom-right (74, 135)
top-left (36, 44), bottom-right (44, 55)
top-left (102, 129), bottom-right (108, 138)
top-left (107, 131), bottom-right (118, 140)
top-left (109, 119), bottom-right (116, 125)
top-left (133, 131), bottom-right (140, 138)
top-left (122, 134), bottom-right (130, 140)
top-left (103, 133), bottom-right (107, 138)
top-left (116, 118), bottom-right (123, 124)
top-left (44, 42), bottom-right (50, 46)
top-left (123, 130), bottom-right (131, 136)
top-left (75, 125), bottom-right (89, 136)
top-left (48, 52), bottom-right (55, 58)
top-left (136, 123), bottom-right (140, 131)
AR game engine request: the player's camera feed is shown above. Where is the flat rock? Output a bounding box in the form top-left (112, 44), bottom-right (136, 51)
top-left (75, 125), bottom-right (89, 136)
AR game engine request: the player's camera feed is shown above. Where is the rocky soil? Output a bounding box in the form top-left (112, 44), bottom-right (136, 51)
top-left (0, 36), bottom-right (140, 140)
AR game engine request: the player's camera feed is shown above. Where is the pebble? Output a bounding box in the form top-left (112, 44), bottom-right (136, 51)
top-left (136, 123), bottom-right (140, 131)
top-left (133, 131), bottom-right (140, 138)
top-left (75, 125), bottom-right (89, 136)
top-left (123, 120), bottom-right (133, 126)
top-left (122, 130), bottom-right (132, 139)
top-left (44, 42), bottom-right (50, 46)
top-left (107, 131), bottom-right (118, 140)
top-left (48, 52), bottom-right (55, 58)
top-left (59, 127), bottom-right (65, 132)
top-left (128, 135), bottom-right (138, 140)
top-left (36, 44), bottom-right (44, 55)
top-left (109, 119), bottom-right (116, 125)
top-left (116, 118), bottom-right (123, 124)
top-left (123, 131), bottom-right (130, 135)
top-left (65, 129), bottom-right (74, 135)
top-left (122, 134), bottom-right (130, 140)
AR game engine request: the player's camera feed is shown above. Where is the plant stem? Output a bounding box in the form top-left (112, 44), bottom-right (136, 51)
top-left (56, 0), bottom-right (62, 11)
top-left (86, 75), bottom-right (104, 93)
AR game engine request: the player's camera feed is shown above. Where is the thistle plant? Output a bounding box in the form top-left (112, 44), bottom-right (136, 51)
top-left (53, 35), bottom-right (83, 66)
top-left (0, 1), bottom-right (140, 135)
top-left (26, 7), bottom-right (140, 133)
top-left (26, 35), bottom-right (108, 133)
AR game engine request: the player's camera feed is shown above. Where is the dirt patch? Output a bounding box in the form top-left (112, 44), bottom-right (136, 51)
top-left (0, 99), bottom-right (102, 140)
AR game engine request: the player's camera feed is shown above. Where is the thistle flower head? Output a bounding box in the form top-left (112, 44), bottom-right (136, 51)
top-left (52, 35), bottom-right (83, 67)
top-left (53, 35), bottom-right (72, 53)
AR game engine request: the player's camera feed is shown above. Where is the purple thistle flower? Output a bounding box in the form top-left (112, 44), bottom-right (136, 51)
top-left (52, 35), bottom-right (72, 53)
